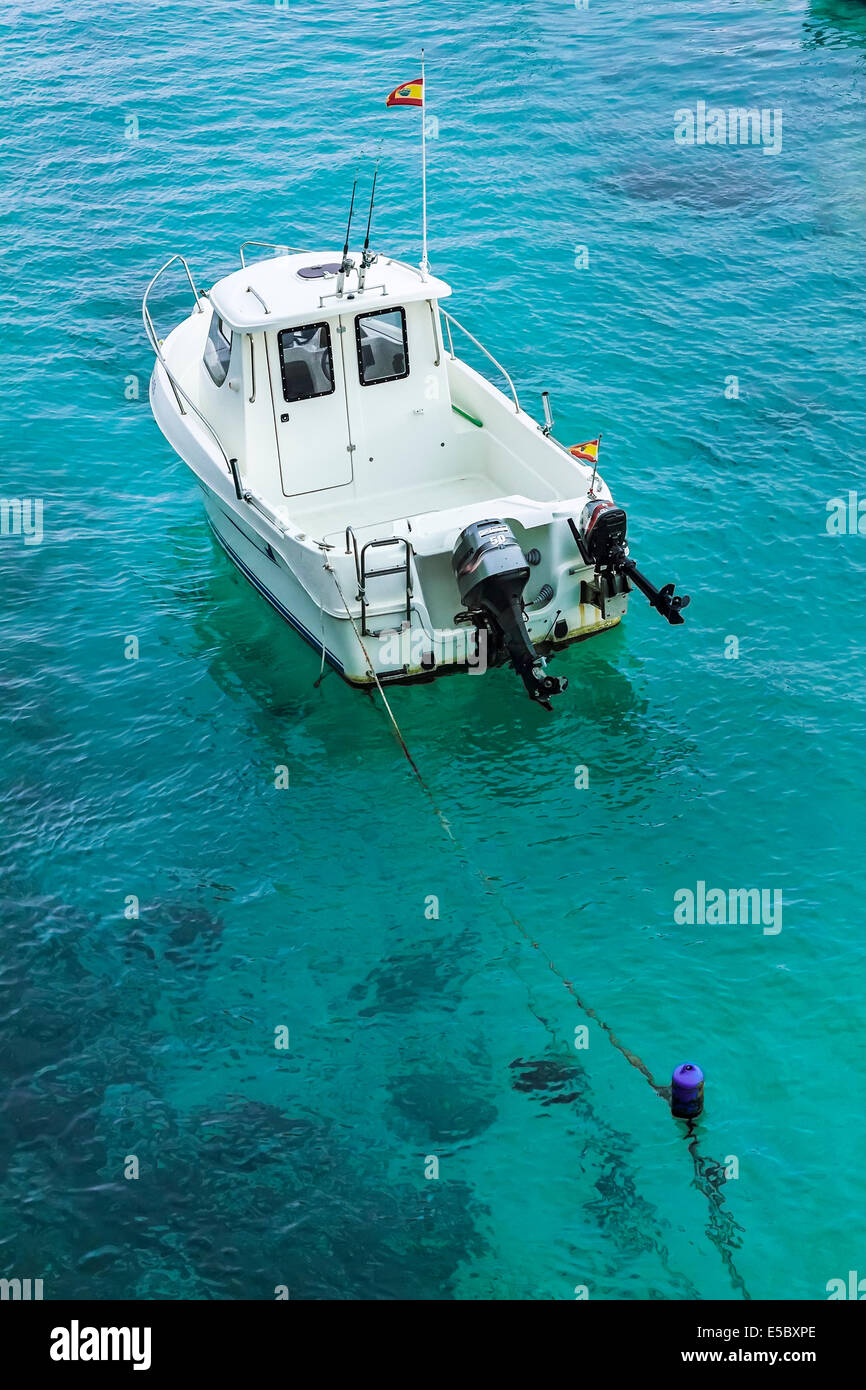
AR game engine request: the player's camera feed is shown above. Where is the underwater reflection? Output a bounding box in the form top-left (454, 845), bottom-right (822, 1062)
top-left (804, 0), bottom-right (866, 50)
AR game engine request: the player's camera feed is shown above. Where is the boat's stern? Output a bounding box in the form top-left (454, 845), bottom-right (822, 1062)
top-left (353, 499), bottom-right (629, 706)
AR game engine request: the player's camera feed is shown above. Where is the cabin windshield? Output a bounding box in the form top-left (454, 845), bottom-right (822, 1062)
top-left (203, 314), bottom-right (232, 386)
top-left (356, 307), bottom-right (409, 385)
top-left (277, 323), bottom-right (335, 402)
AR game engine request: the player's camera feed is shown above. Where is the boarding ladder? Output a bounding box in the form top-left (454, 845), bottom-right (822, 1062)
top-left (346, 531), bottom-right (415, 636)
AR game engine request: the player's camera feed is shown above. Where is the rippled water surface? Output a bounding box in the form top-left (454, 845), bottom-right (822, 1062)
top-left (1, 0), bottom-right (865, 1299)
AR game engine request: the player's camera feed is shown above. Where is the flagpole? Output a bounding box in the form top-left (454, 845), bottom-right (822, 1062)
top-left (420, 47), bottom-right (428, 274)
top-left (589, 433), bottom-right (602, 494)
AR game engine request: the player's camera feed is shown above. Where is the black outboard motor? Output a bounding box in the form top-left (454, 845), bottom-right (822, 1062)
top-left (452, 519), bottom-right (567, 710)
top-left (572, 498), bottom-right (690, 625)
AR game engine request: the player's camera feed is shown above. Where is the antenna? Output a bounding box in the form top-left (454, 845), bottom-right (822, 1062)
top-left (363, 161), bottom-right (379, 252)
top-left (336, 177), bottom-right (358, 297)
top-left (357, 155), bottom-right (380, 293)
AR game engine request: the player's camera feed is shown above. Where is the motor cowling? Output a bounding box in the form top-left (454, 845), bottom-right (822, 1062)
top-left (577, 498), bottom-right (628, 568)
top-left (452, 519), bottom-right (567, 709)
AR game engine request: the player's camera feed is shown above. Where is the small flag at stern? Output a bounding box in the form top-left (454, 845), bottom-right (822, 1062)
top-left (569, 437), bottom-right (600, 464)
top-left (386, 78), bottom-right (424, 108)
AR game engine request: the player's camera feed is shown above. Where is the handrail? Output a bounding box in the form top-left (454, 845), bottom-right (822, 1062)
top-left (439, 309), bottom-right (520, 414)
top-left (141, 254), bottom-right (203, 406)
top-left (239, 240), bottom-right (305, 268)
top-left (444, 315), bottom-right (455, 358)
top-left (247, 334), bottom-right (256, 403)
top-left (244, 489), bottom-right (291, 535)
top-left (246, 285), bottom-right (270, 315)
top-left (345, 526), bottom-right (361, 587)
top-left (428, 300), bottom-right (441, 367)
top-left (143, 253), bottom-right (203, 322)
top-left (384, 256), bottom-right (427, 283)
top-left (141, 254), bottom-right (234, 481)
top-left (142, 301), bottom-right (185, 415)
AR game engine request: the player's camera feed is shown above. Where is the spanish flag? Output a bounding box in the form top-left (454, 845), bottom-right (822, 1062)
top-left (569, 437), bottom-right (600, 464)
top-left (386, 78), bottom-right (424, 108)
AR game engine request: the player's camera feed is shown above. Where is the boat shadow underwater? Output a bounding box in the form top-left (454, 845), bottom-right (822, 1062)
top-left (185, 534), bottom-right (691, 754)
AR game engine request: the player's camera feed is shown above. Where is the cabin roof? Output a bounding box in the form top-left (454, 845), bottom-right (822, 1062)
top-left (207, 250), bottom-right (452, 332)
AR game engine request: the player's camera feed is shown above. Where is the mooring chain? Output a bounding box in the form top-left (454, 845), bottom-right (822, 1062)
top-left (322, 566), bottom-right (751, 1300)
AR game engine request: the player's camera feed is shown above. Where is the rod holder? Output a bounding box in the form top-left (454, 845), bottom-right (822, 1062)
top-left (541, 390), bottom-right (554, 436)
top-left (228, 457), bottom-right (244, 501)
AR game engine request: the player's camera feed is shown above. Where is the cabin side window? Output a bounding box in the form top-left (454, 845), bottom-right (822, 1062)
top-left (204, 313), bottom-right (232, 387)
top-left (356, 307), bottom-right (409, 386)
top-left (277, 323), bottom-right (335, 402)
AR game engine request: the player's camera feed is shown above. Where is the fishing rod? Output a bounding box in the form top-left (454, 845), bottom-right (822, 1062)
top-left (336, 177), bottom-right (358, 297)
top-left (357, 157), bottom-right (380, 293)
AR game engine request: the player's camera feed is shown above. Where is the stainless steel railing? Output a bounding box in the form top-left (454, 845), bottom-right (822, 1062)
top-left (439, 309), bottom-right (520, 413)
top-left (384, 256), bottom-right (427, 283)
top-left (142, 253), bottom-right (203, 415)
top-left (239, 240), bottom-right (305, 268)
top-left (141, 253), bottom-right (234, 481)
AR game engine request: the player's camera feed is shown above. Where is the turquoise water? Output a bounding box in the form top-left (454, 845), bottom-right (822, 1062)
top-left (2, 0), bottom-right (865, 1300)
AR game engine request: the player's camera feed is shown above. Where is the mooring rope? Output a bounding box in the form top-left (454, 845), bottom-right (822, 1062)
top-left (323, 560), bottom-right (751, 1299)
top-left (313, 602), bottom-right (328, 688)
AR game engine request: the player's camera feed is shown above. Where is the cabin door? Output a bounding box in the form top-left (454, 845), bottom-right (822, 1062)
top-left (266, 317), bottom-right (354, 497)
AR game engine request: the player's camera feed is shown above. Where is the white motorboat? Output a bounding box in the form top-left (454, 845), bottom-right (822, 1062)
top-left (143, 190), bottom-right (688, 708)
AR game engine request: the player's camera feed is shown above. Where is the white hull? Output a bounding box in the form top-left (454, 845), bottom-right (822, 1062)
top-left (144, 246), bottom-right (649, 700)
top-left (197, 476), bottom-right (622, 688)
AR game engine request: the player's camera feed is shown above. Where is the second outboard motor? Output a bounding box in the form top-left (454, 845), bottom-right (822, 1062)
top-left (452, 519), bottom-right (567, 710)
top-left (572, 498), bottom-right (690, 625)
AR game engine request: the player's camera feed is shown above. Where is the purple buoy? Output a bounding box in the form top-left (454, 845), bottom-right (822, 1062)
top-left (671, 1062), bottom-right (704, 1119)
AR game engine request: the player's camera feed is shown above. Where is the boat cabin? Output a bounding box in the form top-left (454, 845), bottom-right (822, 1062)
top-left (189, 249), bottom-right (583, 554)
top-left (200, 252), bottom-right (456, 542)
